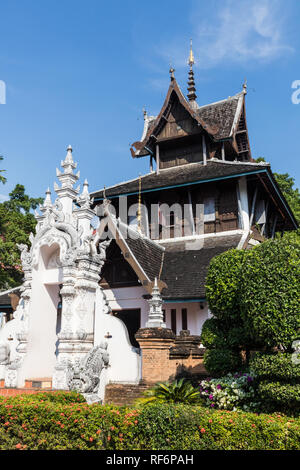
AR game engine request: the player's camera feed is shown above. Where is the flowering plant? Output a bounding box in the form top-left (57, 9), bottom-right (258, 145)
top-left (199, 372), bottom-right (259, 411)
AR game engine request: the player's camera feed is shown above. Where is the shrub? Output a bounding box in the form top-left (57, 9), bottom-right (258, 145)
top-left (199, 372), bottom-right (257, 411)
top-left (201, 318), bottom-right (225, 349)
top-left (257, 381), bottom-right (300, 414)
top-left (250, 352), bottom-right (300, 384)
top-left (203, 248), bottom-right (260, 375)
top-left (137, 379), bottom-right (201, 405)
top-left (0, 394), bottom-right (299, 450)
top-left (203, 349), bottom-right (243, 377)
top-left (250, 352), bottom-right (300, 414)
top-left (205, 248), bottom-right (246, 321)
top-left (203, 232), bottom-right (300, 376)
top-left (240, 232), bottom-right (300, 351)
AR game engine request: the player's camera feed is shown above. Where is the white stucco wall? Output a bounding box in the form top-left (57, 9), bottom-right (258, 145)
top-left (94, 287), bottom-right (141, 386)
top-left (18, 245), bottom-right (62, 385)
top-left (103, 287), bottom-right (209, 335)
top-left (103, 286), bottom-right (149, 326)
top-left (162, 301), bottom-right (209, 335)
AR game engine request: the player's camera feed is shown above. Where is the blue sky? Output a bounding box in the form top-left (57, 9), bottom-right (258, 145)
top-left (0, 0), bottom-right (299, 202)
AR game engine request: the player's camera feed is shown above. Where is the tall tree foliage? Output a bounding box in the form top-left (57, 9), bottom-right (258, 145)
top-left (203, 231), bottom-right (300, 375)
top-left (0, 185), bottom-right (42, 290)
top-left (0, 156), bottom-right (6, 184)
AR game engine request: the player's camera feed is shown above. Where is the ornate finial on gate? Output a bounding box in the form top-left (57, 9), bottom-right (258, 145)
top-left (43, 187), bottom-right (52, 208)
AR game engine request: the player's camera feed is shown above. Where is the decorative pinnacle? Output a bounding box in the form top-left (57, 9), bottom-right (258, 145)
top-left (188, 38), bottom-right (195, 67)
top-left (82, 179), bottom-right (89, 195)
top-left (243, 78), bottom-right (247, 94)
top-left (43, 187), bottom-right (52, 207)
top-left (187, 39), bottom-right (197, 105)
top-left (169, 66), bottom-right (175, 81)
top-left (61, 144), bottom-right (77, 172)
top-left (76, 178), bottom-right (92, 209)
top-left (146, 277), bottom-right (166, 328)
top-left (55, 145), bottom-right (80, 196)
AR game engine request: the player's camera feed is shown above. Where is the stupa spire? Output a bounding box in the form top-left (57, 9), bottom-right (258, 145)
top-left (187, 39), bottom-right (197, 107)
top-left (146, 278), bottom-right (166, 328)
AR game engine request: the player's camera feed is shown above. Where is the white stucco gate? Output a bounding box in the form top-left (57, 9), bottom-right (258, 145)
top-left (0, 146), bottom-right (141, 398)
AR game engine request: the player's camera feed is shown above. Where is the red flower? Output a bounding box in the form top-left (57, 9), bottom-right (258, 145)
top-left (15, 443), bottom-right (22, 449)
top-left (89, 437), bottom-right (93, 442)
top-left (200, 428), bottom-right (206, 434)
top-left (96, 430), bottom-right (101, 435)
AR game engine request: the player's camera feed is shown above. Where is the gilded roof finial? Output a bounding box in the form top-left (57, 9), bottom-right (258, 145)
top-left (187, 39), bottom-right (197, 106)
top-left (188, 38), bottom-right (195, 67)
top-left (243, 78), bottom-right (248, 94)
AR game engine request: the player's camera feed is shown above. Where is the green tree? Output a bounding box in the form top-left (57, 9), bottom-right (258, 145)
top-left (0, 156), bottom-right (6, 184)
top-left (0, 185), bottom-right (43, 290)
top-left (3, 184), bottom-right (42, 213)
top-left (203, 231), bottom-right (300, 375)
top-left (202, 249), bottom-right (261, 375)
top-left (240, 231), bottom-right (300, 351)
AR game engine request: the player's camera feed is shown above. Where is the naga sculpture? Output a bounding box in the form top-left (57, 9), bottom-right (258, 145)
top-left (67, 342), bottom-right (109, 394)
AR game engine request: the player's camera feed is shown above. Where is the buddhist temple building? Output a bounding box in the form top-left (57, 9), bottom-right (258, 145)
top-left (0, 44), bottom-right (297, 396)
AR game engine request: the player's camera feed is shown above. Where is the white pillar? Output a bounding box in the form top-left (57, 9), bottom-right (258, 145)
top-left (237, 176), bottom-right (250, 232)
top-left (202, 135), bottom-right (207, 165)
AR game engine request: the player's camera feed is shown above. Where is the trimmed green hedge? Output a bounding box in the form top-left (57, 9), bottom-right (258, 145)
top-left (250, 352), bottom-right (300, 413)
top-left (250, 353), bottom-right (300, 384)
top-left (257, 381), bottom-right (300, 413)
top-left (0, 393), bottom-right (299, 450)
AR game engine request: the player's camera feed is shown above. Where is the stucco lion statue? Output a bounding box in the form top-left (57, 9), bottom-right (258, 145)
top-left (67, 342), bottom-right (109, 394)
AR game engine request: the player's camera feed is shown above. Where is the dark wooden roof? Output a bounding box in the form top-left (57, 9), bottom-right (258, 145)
top-left (160, 234), bottom-right (242, 300)
top-left (103, 220), bottom-right (242, 300)
top-left (91, 160), bottom-right (269, 199)
top-left (196, 94), bottom-right (243, 140)
top-left (130, 78), bottom-right (220, 158)
top-left (130, 73), bottom-right (245, 158)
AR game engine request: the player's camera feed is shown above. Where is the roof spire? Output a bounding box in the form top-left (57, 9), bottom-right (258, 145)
top-left (188, 38), bottom-right (195, 67)
top-left (187, 39), bottom-right (197, 107)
